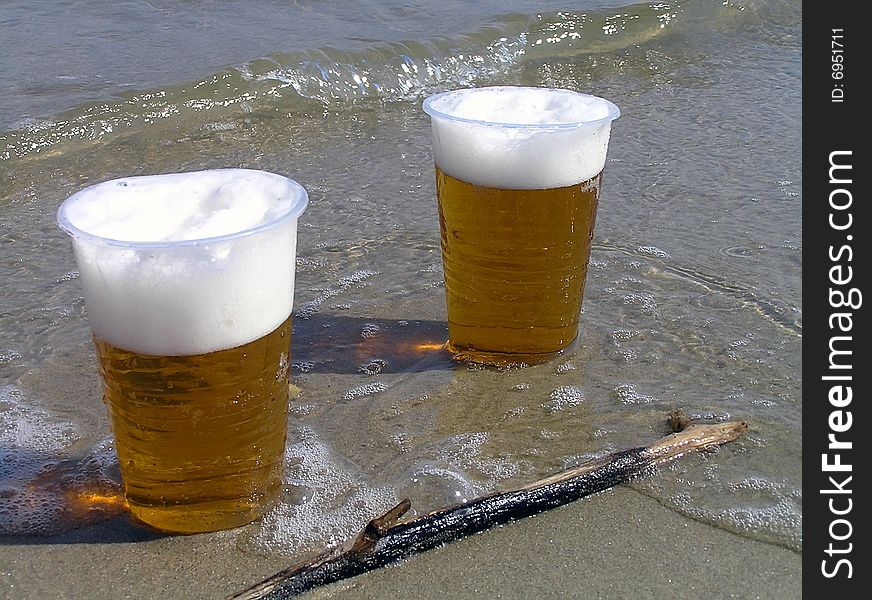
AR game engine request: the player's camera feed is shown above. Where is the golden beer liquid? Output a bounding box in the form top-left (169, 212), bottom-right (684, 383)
top-left (436, 167), bottom-right (601, 365)
top-left (94, 316), bottom-right (292, 533)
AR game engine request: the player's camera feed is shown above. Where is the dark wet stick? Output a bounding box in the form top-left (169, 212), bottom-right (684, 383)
top-left (231, 414), bottom-right (748, 600)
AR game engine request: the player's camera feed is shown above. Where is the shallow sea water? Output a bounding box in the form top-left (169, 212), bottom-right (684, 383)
top-left (0, 0), bottom-right (801, 569)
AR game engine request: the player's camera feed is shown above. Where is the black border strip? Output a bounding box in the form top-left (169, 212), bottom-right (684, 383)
top-left (803, 2), bottom-right (867, 595)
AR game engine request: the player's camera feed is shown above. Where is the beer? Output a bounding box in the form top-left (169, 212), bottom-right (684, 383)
top-left (95, 316), bottom-right (292, 533)
top-left (437, 167), bottom-right (601, 363)
top-left (57, 169), bottom-right (308, 533)
top-left (423, 86), bottom-right (620, 365)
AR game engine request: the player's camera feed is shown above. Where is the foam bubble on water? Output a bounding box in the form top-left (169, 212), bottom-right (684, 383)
top-left (292, 360), bottom-right (315, 373)
top-left (666, 472), bottom-right (802, 551)
top-left (338, 270), bottom-right (380, 287)
top-left (252, 437), bottom-right (397, 556)
top-left (0, 350), bottom-right (23, 365)
top-left (401, 465), bottom-right (481, 507)
top-left (0, 385), bottom-right (75, 458)
top-left (749, 398), bottom-right (777, 407)
top-left (622, 291), bottom-right (659, 316)
top-left (294, 256), bottom-right (330, 273)
top-left (611, 383), bottom-right (657, 404)
top-left (503, 406), bottom-right (526, 419)
top-left (360, 322), bottom-right (381, 339)
top-left (610, 329), bottom-right (641, 363)
top-left (637, 245), bottom-right (671, 259)
top-left (417, 264), bottom-right (441, 274)
top-left (556, 360), bottom-right (576, 373)
top-left (435, 432), bottom-right (520, 493)
top-left (342, 381), bottom-right (388, 401)
top-left (295, 270), bottom-right (379, 320)
top-left (389, 433), bottom-right (412, 453)
top-left (394, 430), bottom-right (522, 509)
top-left (612, 329), bottom-right (639, 363)
top-left (289, 404), bottom-right (315, 416)
top-left (0, 387), bottom-right (123, 535)
top-left (424, 86), bottom-right (619, 189)
top-left (358, 359), bottom-right (387, 375)
top-left (611, 329), bottom-right (638, 343)
top-left (56, 270), bottom-right (79, 283)
top-left (563, 448), bottom-right (615, 470)
top-left (547, 385), bottom-right (585, 412)
top-left (589, 256), bottom-right (608, 270)
top-left (57, 169), bottom-right (308, 356)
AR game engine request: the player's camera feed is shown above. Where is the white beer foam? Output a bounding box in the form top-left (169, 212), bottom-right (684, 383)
top-left (423, 86), bottom-right (620, 190)
top-left (58, 169), bottom-right (308, 356)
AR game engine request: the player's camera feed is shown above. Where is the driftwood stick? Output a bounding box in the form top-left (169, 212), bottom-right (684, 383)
top-left (231, 414), bottom-right (748, 600)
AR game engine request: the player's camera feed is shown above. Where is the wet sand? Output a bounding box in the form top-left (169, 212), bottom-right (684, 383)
top-left (0, 484), bottom-right (799, 599)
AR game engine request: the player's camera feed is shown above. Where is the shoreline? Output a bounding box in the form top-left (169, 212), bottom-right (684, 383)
top-left (0, 486), bottom-right (800, 600)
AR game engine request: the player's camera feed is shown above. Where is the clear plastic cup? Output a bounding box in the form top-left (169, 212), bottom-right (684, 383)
top-left (423, 86), bottom-right (620, 365)
top-left (57, 168), bottom-right (308, 533)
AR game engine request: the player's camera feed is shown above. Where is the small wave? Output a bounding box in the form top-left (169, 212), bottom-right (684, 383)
top-left (234, 1), bottom-right (711, 105)
top-left (1, 0), bottom-right (747, 163)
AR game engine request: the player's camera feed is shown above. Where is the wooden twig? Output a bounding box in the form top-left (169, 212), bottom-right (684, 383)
top-left (231, 413), bottom-right (748, 600)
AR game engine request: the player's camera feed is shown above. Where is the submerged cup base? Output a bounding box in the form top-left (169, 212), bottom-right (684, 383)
top-left (127, 490), bottom-right (280, 534)
top-left (96, 316), bottom-right (293, 535)
top-left (447, 335), bottom-right (579, 367)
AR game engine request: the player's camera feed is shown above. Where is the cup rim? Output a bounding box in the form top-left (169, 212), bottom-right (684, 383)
top-left (57, 168), bottom-right (309, 249)
top-left (422, 86), bottom-right (621, 130)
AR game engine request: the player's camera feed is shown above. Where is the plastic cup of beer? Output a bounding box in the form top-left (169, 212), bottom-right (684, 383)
top-left (57, 169), bottom-right (308, 534)
top-left (423, 86), bottom-right (620, 365)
